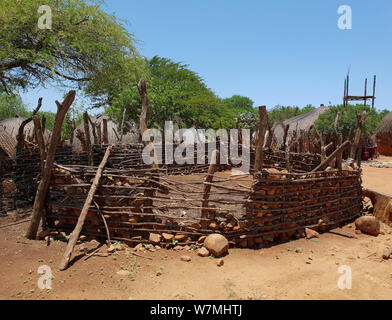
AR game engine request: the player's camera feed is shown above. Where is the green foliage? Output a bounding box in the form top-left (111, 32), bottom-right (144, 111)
top-left (0, 0), bottom-right (143, 101)
top-left (268, 104), bottom-right (316, 124)
top-left (106, 56), bottom-right (234, 130)
top-left (0, 93), bottom-right (29, 120)
top-left (315, 104), bottom-right (389, 138)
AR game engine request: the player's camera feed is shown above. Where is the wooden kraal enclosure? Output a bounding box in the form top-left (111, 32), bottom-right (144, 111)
top-left (44, 145), bottom-right (363, 248)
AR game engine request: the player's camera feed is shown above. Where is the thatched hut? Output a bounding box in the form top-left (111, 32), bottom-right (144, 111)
top-left (376, 112), bottom-right (392, 156)
top-left (0, 117), bottom-right (52, 145)
top-left (273, 105), bottom-right (330, 146)
top-left (72, 114), bottom-right (139, 151)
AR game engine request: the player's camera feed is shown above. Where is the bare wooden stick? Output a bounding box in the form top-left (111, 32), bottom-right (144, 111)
top-left (25, 91), bottom-right (76, 239)
top-left (83, 112), bottom-right (93, 166)
top-left (350, 111), bottom-right (367, 159)
top-left (102, 118), bottom-right (109, 144)
top-left (201, 149), bottom-right (219, 228)
top-left (254, 106), bottom-right (268, 172)
top-left (112, 127), bottom-right (120, 142)
top-left (312, 141), bottom-right (351, 172)
top-left (16, 97), bottom-right (43, 155)
top-left (33, 115), bottom-right (47, 173)
top-left (96, 123), bottom-right (102, 146)
top-left (138, 79), bottom-right (149, 140)
top-left (59, 145), bottom-right (113, 271)
top-left (87, 115), bottom-right (98, 145)
top-left (337, 135), bottom-right (343, 170)
top-left (120, 107), bottom-right (126, 143)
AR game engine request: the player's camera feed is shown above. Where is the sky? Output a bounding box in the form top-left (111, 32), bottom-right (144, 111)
top-left (21, 0), bottom-right (392, 113)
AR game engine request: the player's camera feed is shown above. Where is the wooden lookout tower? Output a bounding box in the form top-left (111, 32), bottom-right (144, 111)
top-left (343, 74), bottom-right (376, 108)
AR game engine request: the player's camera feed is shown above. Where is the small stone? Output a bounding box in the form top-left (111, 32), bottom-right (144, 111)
top-left (155, 245), bottom-right (161, 250)
top-left (175, 234), bottom-right (186, 241)
top-left (79, 244), bottom-right (88, 252)
top-left (305, 228), bottom-right (319, 239)
top-left (79, 235), bottom-right (87, 241)
top-left (116, 270), bottom-right (130, 276)
top-left (382, 248), bottom-right (392, 260)
top-left (216, 259), bottom-right (224, 267)
top-left (355, 216), bottom-right (381, 236)
top-left (183, 245), bottom-right (191, 251)
top-left (204, 234), bottom-right (229, 257)
top-left (134, 243), bottom-right (143, 251)
top-left (149, 233), bottom-right (161, 245)
top-left (180, 255), bottom-right (191, 262)
top-left (198, 236), bottom-right (207, 243)
top-left (173, 245), bottom-right (183, 251)
top-left (37, 230), bottom-right (51, 240)
top-left (197, 247), bottom-right (210, 257)
top-left (107, 245), bottom-right (116, 253)
top-left (162, 233), bottom-right (174, 241)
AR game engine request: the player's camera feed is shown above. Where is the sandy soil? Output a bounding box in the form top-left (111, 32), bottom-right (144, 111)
top-left (1, 167), bottom-right (392, 300)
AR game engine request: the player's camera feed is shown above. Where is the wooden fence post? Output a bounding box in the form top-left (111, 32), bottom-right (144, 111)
top-left (83, 112), bottom-right (93, 166)
top-left (25, 91), bottom-right (76, 239)
top-left (254, 106), bottom-right (268, 172)
top-left (33, 115), bottom-right (46, 173)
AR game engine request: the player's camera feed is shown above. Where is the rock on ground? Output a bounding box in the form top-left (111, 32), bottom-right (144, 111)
top-left (197, 247), bottom-right (210, 257)
top-left (204, 234), bottom-right (229, 257)
top-left (305, 228), bottom-right (320, 239)
top-left (355, 216), bottom-right (381, 236)
top-left (180, 255), bottom-right (191, 262)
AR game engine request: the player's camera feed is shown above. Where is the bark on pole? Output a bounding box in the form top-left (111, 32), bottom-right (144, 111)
top-left (83, 112), bottom-right (93, 166)
top-left (350, 111), bottom-right (367, 159)
top-left (59, 145), bottom-right (113, 271)
top-left (137, 79), bottom-right (159, 169)
top-left (96, 123), bottom-right (102, 146)
top-left (33, 115), bottom-right (47, 173)
top-left (138, 79), bottom-right (149, 140)
top-left (201, 149), bottom-right (219, 229)
top-left (337, 135), bottom-right (343, 170)
top-left (87, 115), bottom-right (97, 145)
top-left (25, 91), bottom-right (76, 240)
top-left (76, 129), bottom-right (87, 152)
top-left (254, 106), bottom-right (268, 172)
top-left (102, 119), bottom-right (109, 144)
top-left (16, 97), bottom-right (42, 155)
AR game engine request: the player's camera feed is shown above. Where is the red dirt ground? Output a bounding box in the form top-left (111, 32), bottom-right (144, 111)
top-left (1, 164), bottom-right (392, 300)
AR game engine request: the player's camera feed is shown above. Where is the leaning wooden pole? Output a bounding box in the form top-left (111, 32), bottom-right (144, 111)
top-left (312, 141), bottom-right (351, 172)
top-left (254, 106), bottom-right (268, 172)
top-left (25, 91), bottom-right (76, 239)
top-left (59, 145), bottom-right (113, 271)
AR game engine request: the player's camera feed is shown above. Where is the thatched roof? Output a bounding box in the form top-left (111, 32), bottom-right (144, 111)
top-left (0, 117), bottom-right (52, 143)
top-left (376, 112), bottom-right (392, 156)
top-left (72, 114), bottom-right (139, 151)
top-left (273, 106), bottom-right (330, 146)
top-left (0, 117), bottom-right (52, 158)
top-left (0, 128), bottom-right (17, 158)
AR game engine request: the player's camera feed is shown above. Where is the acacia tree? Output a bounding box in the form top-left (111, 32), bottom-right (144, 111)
top-left (0, 0), bottom-right (144, 101)
top-left (106, 56), bottom-right (234, 130)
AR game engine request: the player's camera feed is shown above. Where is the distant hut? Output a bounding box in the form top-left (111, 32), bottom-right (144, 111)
top-left (273, 105), bottom-right (330, 146)
top-left (0, 117), bottom-right (52, 146)
top-left (72, 114), bottom-right (139, 151)
top-left (376, 112), bottom-right (392, 156)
